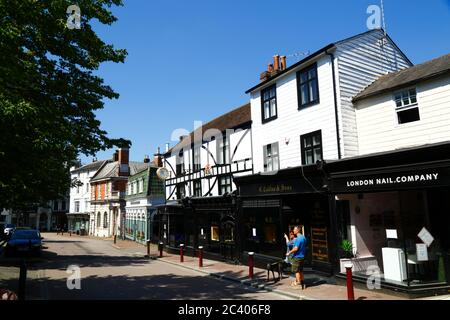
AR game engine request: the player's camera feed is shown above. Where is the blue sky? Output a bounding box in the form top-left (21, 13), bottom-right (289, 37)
top-left (81, 0), bottom-right (450, 163)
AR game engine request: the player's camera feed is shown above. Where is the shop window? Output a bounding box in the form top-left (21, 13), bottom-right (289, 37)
top-left (261, 84), bottom-right (277, 123)
top-left (395, 88), bottom-right (420, 124)
top-left (301, 130), bottom-right (322, 165)
top-left (211, 226), bottom-right (219, 242)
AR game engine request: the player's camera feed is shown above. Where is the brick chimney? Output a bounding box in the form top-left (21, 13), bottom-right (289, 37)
top-left (118, 148), bottom-right (129, 176)
top-left (153, 147), bottom-right (163, 168)
top-left (112, 150), bottom-right (119, 161)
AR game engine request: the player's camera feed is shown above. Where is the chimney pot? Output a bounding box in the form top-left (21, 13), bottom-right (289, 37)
top-left (280, 56), bottom-right (286, 71)
top-left (165, 143), bottom-right (170, 153)
top-left (273, 55), bottom-right (280, 71)
top-left (144, 155), bottom-right (150, 163)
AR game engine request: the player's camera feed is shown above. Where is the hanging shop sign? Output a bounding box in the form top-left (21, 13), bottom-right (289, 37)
top-left (156, 167), bottom-right (170, 180)
top-left (331, 164), bottom-right (450, 193)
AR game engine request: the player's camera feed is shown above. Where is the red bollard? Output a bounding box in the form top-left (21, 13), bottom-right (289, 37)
top-left (159, 242), bottom-right (163, 258)
top-left (345, 263), bottom-right (355, 300)
top-left (180, 244), bottom-right (184, 262)
top-left (198, 246), bottom-right (203, 267)
top-left (248, 252), bottom-right (254, 279)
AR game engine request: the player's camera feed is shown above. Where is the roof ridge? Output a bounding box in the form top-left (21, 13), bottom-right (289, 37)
top-left (192, 102), bottom-right (250, 133)
top-left (354, 52), bottom-right (450, 102)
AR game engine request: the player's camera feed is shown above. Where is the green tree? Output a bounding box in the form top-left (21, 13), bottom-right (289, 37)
top-left (0, 0), bottom-right (130, 210)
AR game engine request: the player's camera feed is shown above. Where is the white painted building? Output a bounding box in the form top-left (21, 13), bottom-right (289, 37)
top-left (164, 103), bottom-right (253, 201)
top-left (353, 53), bottom-right (450, 155)
top-left (334, 52), bottom-right (450, 272)
top-left (69, 160), bottom-right (107, 234)
top-left (246, 29), bottom-right (412, 173)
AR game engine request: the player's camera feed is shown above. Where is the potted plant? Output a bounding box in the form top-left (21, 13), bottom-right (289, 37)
top-left (340, 239), bottom-right (355, 259)
top-left (339, 239), bottom-right (355, 273)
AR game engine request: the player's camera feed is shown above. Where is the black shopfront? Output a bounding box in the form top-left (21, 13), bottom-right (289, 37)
top-left (325, 142), bottom-right (450, 294)
top-left (235, 166), bottom-right (337, 273)
top-left (157, 196), bottom-right (239, 261)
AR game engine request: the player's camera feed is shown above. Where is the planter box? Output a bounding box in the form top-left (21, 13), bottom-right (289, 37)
top-left (340, 256), bottom-right (379, 274)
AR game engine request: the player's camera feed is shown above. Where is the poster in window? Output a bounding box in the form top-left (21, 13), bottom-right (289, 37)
top-left (311, 227), bottom-right (329, 262)
top-left (211, 226), bottom-right (219, 242)
top-left (264, 224), bottom-right (277, 243)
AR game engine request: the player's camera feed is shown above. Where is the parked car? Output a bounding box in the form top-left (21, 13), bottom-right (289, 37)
top-left (5, 229), bottom-right (43, 257)
top-left (3, 224), bottom-right (15, 237)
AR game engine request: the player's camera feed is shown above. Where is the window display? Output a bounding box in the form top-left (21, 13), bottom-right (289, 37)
top-left (211, 226), bottom-right (219, 242)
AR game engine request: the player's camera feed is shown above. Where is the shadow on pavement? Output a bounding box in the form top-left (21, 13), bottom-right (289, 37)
top-left (24, 273), bottom-right (276, 300)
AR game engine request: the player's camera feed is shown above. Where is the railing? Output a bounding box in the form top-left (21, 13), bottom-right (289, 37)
top-left (165, 158), bottom-right (253, 186)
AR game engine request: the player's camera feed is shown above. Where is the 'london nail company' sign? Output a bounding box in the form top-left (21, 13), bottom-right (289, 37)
top-left (332, 166), bottom-right (450, 192)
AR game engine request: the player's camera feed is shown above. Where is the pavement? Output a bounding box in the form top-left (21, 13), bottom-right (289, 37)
top-left (2, 233), bottom-right (449, 300)
top-left (0, 233), bottom-right (291, 300)
top-left (111, 238), bottom-right (407, 300)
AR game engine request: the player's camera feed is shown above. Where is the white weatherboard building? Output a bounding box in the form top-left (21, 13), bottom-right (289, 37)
top-left (331, 52), bottom-right (450, 289)
top-left (69, 160), bottom-right (107, 235)
top-left (234, 29), bottom-right (414, 274)
top-left (246, 29), bottom-right (412, 173)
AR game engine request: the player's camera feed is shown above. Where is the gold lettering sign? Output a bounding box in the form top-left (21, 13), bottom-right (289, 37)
top-left (311, 227), bottom-right (329, 262)
top-left (258, 184), bottom-right (293, 193)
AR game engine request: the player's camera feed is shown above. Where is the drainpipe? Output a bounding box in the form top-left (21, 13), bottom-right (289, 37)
top-left (326, 50), bottom-right (342, 160)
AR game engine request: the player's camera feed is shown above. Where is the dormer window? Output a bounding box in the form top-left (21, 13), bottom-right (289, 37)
top-left (261, 85), bottom-right (277, 123)
top-left (394, 88), bottom-right (420, 124)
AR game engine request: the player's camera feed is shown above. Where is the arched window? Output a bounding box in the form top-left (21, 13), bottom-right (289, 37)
top-left (103, 212), bottom-right (108, 228)
top-left (97, 212), bottom-right (101, 227)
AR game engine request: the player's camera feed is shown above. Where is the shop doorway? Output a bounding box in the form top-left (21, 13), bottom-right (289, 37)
top-left (219, 217), bottom-right (236, 261)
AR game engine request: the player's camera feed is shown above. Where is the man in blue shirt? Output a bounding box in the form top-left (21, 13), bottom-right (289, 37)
top-left (285, 225), bottom-right (307, 289)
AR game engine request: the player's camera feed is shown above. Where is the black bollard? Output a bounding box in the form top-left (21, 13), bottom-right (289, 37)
top-left (18, 259), bottom-right (27, 300)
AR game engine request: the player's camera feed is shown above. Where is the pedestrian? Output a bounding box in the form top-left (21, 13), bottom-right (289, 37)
top-left (285, 225), bottom-right (307, 289)
top-left (283, 229), bottom-right (295, 264)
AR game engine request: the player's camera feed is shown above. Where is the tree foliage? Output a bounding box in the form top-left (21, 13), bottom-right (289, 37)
top-left (0, 0), bottom-right (130, 209)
